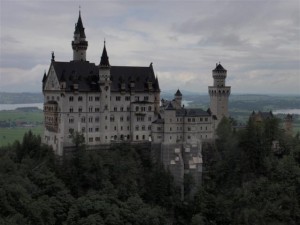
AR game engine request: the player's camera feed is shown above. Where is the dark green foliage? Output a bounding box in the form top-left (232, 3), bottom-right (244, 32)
top-left (190, 116), bottom-right (300, 224)
top-left (1, 123), bottom-right (299, 224)
top-left (0, 132), bottom-right (176, 224)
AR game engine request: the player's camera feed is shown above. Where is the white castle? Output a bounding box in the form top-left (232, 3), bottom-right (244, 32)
top-left (42, 12), bottom-right (230, 190)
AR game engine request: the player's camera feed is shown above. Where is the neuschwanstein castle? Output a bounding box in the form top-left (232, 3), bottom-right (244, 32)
top-left (42, 12), bottom-right (231, 189)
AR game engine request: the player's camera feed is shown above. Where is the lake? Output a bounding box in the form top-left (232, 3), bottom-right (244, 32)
top-left (273, 109), bottom-right (300, 115)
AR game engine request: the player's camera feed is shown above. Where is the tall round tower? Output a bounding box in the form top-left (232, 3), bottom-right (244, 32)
top-left (208, 63), bottom-right (231, 122)
top-left (71, 11), bottom-right (88, 61)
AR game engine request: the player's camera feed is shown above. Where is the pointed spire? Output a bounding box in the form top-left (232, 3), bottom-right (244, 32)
top-left (154, 76), bottom-right (160, 90)
top-left (100, 40), bottom-right (110, 67)
top-left (74, 10), bottom-right (86, 38)
top-left (42, 70), bottom-right (47, 82)
top-left (175, 89), bottom-right (182, 96)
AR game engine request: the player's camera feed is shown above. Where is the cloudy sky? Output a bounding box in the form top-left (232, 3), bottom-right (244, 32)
top-left (0, 0), bottom-right (299, 94)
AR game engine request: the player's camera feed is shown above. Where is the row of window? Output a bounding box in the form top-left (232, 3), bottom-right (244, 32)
top-left (169, 117), bottom-right (209, 123)
top-left (156, 126), bottom-right (209, 132)
top-left (69, 96), bottom-right (100, 102)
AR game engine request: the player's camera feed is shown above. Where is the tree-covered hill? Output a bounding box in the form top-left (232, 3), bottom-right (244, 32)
top-left (1, 118), bottom-right (300, 224)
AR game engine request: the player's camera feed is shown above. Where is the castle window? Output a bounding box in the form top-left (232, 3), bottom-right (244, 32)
top-left (69, 118), bottom-right (74, 123)
top-left (135, 96), bottom-right (139, 101)
top-left (136, 135), bottom-right (139, 140)
top-left (148, 106), bottom-right (151, 111)
top-left (78, 107), bottom-right (82, 113)
top-left (89, 137), bottom-right (93, 142)
top-left (104, 105), bottom-right (108, 110)
top-left (69, 107), bottom-right (73, 113)
top-left (142, 125), bottom-right (145, 131)
top-left (114, 107), bottom-right (117, 111)
top-left (125, 96), bottom-right (130, 101)
top-left (148, 116), bottom-right (152, 121)
top-left (95, 97), bottom-right (100, 101)
top-left (69, 128), bottom-right (74, 134)
top-left (188, 118), bottom-right (191, 122)
top-left (148, 125), bottom-right (151, 130)
top-left (188, 136), bottom-right (191, 139)
top-left (142, 135), bottom-right (145, 140)
top-left (89, 96), bottom-right (93, 101)
top-left (144, 96), bottom-right (149, 101)
top-left (95, 127), bottom-right (99, 132)
top-left (78, 96), bottom-right (83, 101)
top-left (136, 106), bottom-right (139, 111)
top-left (69, 96), bottom-right (73, 102)
top-left (89, 106), bottom-right (93, 112)
top-left (127, 107), bottom-right (130, 111)
top-left (89, 117), bottom-right (93, 123)
top-left (120, 107), bottom-right (124, 111)
top-left (114, 126), bottom-right (117, 131)
top-left (121, 126), bottom-right (123, 131)
top-left (110, 116), bottom-right (114, 122)
top-left (96, 137), bottom-right (100, 141)
top-left (127, 116), bottom-right (130, 121)
top-left (89, 128), bottom-right (93, 132)
top-left (135, 125), bottom-right (139, 131)
top-left (200, 118), bottom-right (203, 122)
top-left (105, 126), bottom-right (108, 130)
top-left (170, 127), bottom-right (172, 131)
top-left (81, 117), bottom-right (85, 123)
top-left (95, 108), bottom-right (100, 112)
top-left (188, 127), bottom-right (191, 131)
top-left (95, 117), bottom-right (99, 122)
top-left (116, 96), bottom-right (121, 101)
top-left (82, 127), bottom-right (85, 132)
top-left (205, 118), bottom-right (208, 122)
top-left (120, 117), bottom-right (124, 122)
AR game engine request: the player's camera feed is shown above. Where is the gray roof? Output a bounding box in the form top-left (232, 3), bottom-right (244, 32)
top-left (176, 108), bottom-right (211, 117)
top-left (46, 61), bottom-right (160, 93)
top-left (213, 63), bottom-right (226, 72)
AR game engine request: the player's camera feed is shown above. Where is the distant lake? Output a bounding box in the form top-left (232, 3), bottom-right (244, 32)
top-left (273, 109), bottom-right (300, 115)
top-left (0, 103), bottom-right (44, 111)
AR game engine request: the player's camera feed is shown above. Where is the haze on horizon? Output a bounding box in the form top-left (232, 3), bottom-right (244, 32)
top-left (0, 0), bottom-right (299, 95)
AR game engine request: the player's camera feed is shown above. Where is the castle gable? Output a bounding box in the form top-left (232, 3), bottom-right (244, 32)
top-left (44, 64), bottom-right (60, 91)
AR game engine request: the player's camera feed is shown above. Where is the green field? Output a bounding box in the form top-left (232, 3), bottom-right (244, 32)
top-left (0, 126), bottom-right (44, 147)
top-left (0, 110), bottom-right (44, 147)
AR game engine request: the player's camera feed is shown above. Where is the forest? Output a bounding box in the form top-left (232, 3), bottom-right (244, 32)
top-left (0, 116), bottom-right (299, 224)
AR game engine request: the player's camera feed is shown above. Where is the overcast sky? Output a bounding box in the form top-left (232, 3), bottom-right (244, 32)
top-left (0, 0), bottom-right (299, 95)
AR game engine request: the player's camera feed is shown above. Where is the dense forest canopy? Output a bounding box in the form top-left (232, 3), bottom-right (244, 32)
top-left (0, 116), bottom-right (299, 224)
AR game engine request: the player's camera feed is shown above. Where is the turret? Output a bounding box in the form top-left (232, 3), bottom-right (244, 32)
top-left (98, 41), bottom-right (111, 143)
top-left (208, 63), bottom-right (231, 123)
top-left (174, 89), bottom-right (182, 108)
top-left (71, 11), bottom-right (88, 61)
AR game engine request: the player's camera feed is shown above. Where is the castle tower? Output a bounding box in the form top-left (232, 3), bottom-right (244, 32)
top-left (72, 11), bottom-right (88, 61)
top-left (99, 41), bottom-right (111, 143)
top-left (284, 114), bottom-right (293, 136)
top-left (208, 63), bottom-right (231, 123)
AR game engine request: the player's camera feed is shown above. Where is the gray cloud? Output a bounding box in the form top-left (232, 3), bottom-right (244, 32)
top-left (0, 0), bottom-right (299, 94)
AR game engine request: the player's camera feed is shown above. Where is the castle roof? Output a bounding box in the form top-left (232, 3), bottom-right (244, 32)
top-left (175, 89), bottom-right (182, 96)
top-left (74, 11), bottom-right (86, 38)
top-left (100, 42), bottom-right (110, 67)
top-left (213, 63), bottom-right (226, 72)
top-left (176, 108), bottom-right (211, 117)
top-left (50, 61), bottom-right (159, 92)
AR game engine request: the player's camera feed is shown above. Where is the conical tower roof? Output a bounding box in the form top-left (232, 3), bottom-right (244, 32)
top-left (100, 41), bottom-right (110, 67)
top-left (74, 11), bottom-right (86, 38)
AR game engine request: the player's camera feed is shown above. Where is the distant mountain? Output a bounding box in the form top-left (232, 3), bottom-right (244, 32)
top-left (0, 92), bottom-right (43, 104)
